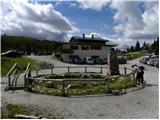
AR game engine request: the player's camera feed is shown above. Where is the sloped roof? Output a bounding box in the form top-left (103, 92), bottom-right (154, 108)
top-left (70, 36), bottom-right (109, 43)
top-left (69, 36), bottom-right (117, 47)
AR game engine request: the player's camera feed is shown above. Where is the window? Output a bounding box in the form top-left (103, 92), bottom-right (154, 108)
top-left (70, 45), bottom-right (79, 50)
top-left (91, 45), bottom-right (101, 50)
top-left (81, 45), bottom-right (89, 50)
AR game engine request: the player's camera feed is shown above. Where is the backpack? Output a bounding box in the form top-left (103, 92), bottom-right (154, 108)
top-left (139, 66), bottom-right (145, 71)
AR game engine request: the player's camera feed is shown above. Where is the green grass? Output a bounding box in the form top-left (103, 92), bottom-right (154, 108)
top-left (119, 50), bottom-right (149, 60)
top-left (110, 75), bottom-right (134, 90)
top-left (30, 74), bottom-right (134, 96)
top-left (1, 56), bottom-right (38, 77)
top-left (1, 56), bottom-right (54, 77)
top-left (1, 103), bottom-right (31, 118)
top-left (1, 103), bottom-right (62, 119)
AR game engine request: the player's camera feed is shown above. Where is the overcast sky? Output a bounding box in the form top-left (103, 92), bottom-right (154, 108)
top-left (0, 0), bottom-right (159, 49)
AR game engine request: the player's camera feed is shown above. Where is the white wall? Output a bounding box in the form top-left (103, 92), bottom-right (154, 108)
top-left (61, 44), bottom-right (111, 63)
top-left (73, 45), bottom-right (110, 60)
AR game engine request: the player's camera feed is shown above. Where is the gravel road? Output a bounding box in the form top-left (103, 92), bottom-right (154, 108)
top-left (1, 55), bottom-right (159, 119)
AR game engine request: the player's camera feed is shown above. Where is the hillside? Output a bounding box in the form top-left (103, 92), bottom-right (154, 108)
top-left (1, 35), bottom-right (63, 54)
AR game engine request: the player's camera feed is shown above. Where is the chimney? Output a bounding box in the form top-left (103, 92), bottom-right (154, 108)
top-left (92, 34), bottom-right (94, 39)
top-left (83, 33), bottom-right (85, 38)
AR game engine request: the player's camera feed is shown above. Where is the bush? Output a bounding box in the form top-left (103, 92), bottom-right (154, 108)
top-left (38, 62), bottom-right (54, 69)
top-left (45, 74), bottom-right (63, 79)
top-left (64, 72), bottom-right (82, 78)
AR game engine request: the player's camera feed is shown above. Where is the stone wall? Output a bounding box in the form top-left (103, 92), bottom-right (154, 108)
top-left (108, 50), bottom-right (119, 75)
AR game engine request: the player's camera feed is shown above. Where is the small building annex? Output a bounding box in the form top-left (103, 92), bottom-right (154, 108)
top-left (56, 34), bottom-right (117, 64)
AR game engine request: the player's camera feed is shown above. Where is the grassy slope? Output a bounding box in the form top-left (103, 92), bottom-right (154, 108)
top-left (119, 50), bottom-right (149, 60)
top-left (1, 35), bottom-right (62, 53)
top-left (1, 56), bottom-right (39, 77)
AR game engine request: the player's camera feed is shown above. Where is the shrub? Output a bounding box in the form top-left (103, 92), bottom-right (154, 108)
top-left (38, 62), bottom-right (54, 69)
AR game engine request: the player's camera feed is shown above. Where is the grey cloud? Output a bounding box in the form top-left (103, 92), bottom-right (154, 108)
top-left (110, 1), bottom-right (158, 40)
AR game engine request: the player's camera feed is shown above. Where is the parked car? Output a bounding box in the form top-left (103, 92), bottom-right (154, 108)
top-left (83, 57), bottom-right (94, 64)
top-left (118, 56), bottom-right (127, 64)
top-left (94, 58), bottom-right (104, 64)
top-left (37, 51), bottom-right (52, 55)
top-left (139, 56), bottom-right (150, 64)
top-left (70, 55), bottom-right (81, 64)
top-left (1, 50), bottom-right (22, 57)
top-left (147, 59), bottom-right (157, 66)
top-left (153, 60), bottom-right (159, 68)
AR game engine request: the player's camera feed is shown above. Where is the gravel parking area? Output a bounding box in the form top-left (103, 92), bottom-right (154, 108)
top-left (1, 55), bottom-right (159, 118)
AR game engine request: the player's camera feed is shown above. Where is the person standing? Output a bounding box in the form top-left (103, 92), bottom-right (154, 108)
top-left (139, 66), bottom-right (145, 84)
top-left (131, 64), bottom-right (141, 85)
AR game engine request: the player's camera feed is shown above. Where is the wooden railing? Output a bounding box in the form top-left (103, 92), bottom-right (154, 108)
top-left (6, 62), bottom-right (31, 88)
top-left (24, 63), bottom-right (31, 88)
top-left (24, 63), bottom-right (31, 78)
top-left (6, 63), bottom-right (17, 87)
top-left (35, 66), bottom-right (108, 76)
top-left (6, 63), bottom-right (17, 76)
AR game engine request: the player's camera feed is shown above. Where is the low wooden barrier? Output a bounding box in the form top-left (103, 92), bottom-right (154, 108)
top-left (25, 73), bottom-right (135, 96)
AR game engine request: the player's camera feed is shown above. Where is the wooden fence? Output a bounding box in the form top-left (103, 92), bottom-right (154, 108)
top-left (35, 66), bottom-right (108, 76)
top-left (6, 63), bottom-right (31, 90)
top-left (25, 73), bottom-right (135, 96)
top-left (6, 63), bottom-right (21, 88)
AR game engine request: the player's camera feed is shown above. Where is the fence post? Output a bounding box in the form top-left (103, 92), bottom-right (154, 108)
top-left (100, 67), bottom-right (103, 73)
top-left (28, 69), bottom-right (31, 77)
top-left (132, 73), bottom-right (136, 86)
top-left (107, 80), bottom-right (110, 93)
top-left (124, 67), bottom-right (127, 74)
top-left (105, 78), bottom-right (110, 93)
top-left (68, 67), bottom-right (70, 72)
top-left (8, 75), bottom-right (11, 87)
top-left (36, 69), bottom-right (38, 76)
top-left (24, 77), bottom-right (26, 88)
top-left (62, 80), bottom-right (66, 96)
top-left (85, 66), bottom-right (87, 73)
top-left (25, 77), bottom-right (29, 90)
top-left (51, 68), bottom-right (53, 74)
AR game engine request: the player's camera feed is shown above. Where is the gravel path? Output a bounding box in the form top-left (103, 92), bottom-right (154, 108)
top-left (1, 55), bottom-right (159, 118)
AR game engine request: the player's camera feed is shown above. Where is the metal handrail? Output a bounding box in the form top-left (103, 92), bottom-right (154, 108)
top-left (6, 63), bottom-right (17, 76)
top-left (24, 63), bottom-right (30, 77)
